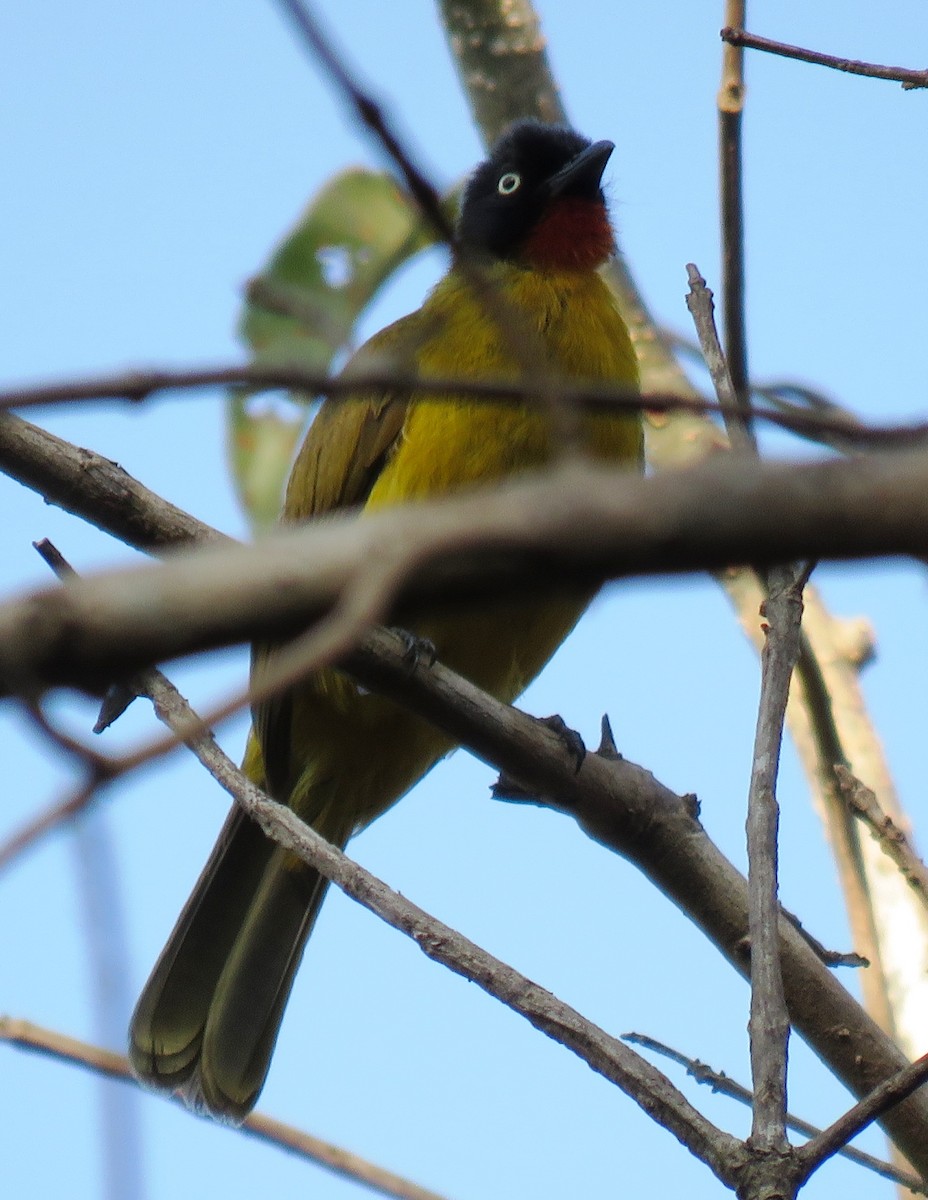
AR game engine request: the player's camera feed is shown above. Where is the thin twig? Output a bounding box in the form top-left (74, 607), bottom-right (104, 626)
top-left (721, 27), bottom-right (928, 91)
top-left (624, 1032), bottom-right (928, 1194)
top-left (0, 775), bottom-right (101, 872)
top-left (684, 265), bottom-right (755, 454)
top-left (4, 363), bottom-right (928, 449)
top-left (124, 668), bottom-right (744, 1178)
top-left (685, 244), bottom-right (792, 1154)
top-left (271, 0), bottom-right (585, 450)
top-left (70, 818), bottom-right (144, 1200)
top-left (744, 569), bottom-right (805, 1151)
top-left (718, 1), bottom-right (752, 437)
top-left (796, 1053), bottom-right (928, 1184)
top-left (0, 1018), bottom-right (453, 1200)
top-left (836, 765), bottom-right (928, 915)
top-left (273, 0), bottom-right (454, 242)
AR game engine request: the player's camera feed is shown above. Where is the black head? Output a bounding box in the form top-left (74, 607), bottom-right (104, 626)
top-left (457, 121), bottom-right (615, 269)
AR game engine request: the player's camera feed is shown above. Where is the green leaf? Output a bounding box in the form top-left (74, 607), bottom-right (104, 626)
top-left (228, 168), bottom-right (441, 529)
top-left (227, 392), bottom-right (308, 531)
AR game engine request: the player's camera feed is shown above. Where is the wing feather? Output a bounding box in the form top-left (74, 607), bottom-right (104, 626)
top-left (253, 310), bottom-right (425, 793)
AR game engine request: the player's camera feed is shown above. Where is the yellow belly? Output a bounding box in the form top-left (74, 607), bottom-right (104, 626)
top-left (252, 265), bottom-right (641, 833)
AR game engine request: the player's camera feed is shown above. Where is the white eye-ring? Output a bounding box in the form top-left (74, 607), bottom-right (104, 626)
top-left (497, 171), bottom-right (521, 195)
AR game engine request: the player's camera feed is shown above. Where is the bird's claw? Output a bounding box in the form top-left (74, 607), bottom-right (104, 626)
top-left (393, 629), bottom-right (437, 675)
top-left (538, 714), bottom-right (586, 773)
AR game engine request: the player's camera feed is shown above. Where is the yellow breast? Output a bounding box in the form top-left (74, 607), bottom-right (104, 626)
top-left (365, 263), bottom-right (641, 509)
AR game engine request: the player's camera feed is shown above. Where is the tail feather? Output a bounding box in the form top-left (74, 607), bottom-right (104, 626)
top-left (198, 847), bottom-right (334, 1119)
top-left (129, 800), bottom-right (350, 1121)
top-left (129, 805), bottom-right (274, 1087)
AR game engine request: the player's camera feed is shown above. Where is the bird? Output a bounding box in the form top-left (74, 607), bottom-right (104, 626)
top-left (129, 120), bottom-right (642, 1122)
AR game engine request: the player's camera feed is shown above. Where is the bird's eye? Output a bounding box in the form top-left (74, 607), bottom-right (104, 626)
top-left (497, 171), bottom-right (521, 195)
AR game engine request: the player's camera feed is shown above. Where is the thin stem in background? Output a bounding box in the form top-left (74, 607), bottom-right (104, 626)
top-left (0, 1018), bottom-right (452, 1200)
top-left (623, 1032), bottom-right (927, 1195)
top-left (5, 362), bottom-right (926, 449)
top-left (836, 766), bottom-right (928, 917)
top-left (684, 265), bottom-right (754, 455)
top-left (271, 0), bottom-right (586, 451)
top-left (718, 0), bottom-right (752, 439)
top-left (745, 565), bottom-right (808, 1152)
top-left (686, 243), bottom-right (795, 1163)
top-left (70, 817), bottom-right (144, 1200)
top-left (721, 27), bottom-right (928, 90)
top-left (796, 1053), bottom-right (928, 1186)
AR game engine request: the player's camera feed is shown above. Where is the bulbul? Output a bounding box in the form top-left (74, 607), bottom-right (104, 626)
top-left (130, 120), bottom-right (642, 1121)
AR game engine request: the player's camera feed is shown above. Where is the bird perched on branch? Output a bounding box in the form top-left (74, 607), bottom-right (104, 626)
top-left (130, 120), bottom-right (642, 1120)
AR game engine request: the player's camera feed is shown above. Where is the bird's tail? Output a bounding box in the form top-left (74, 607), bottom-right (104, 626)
top-left (129, 798), bottom-right (350, 1122)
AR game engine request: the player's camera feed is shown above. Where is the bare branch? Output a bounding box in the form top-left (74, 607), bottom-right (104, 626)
top-left (684, 266), bottom-right (755, 454)
top-left (718, 2), bottom-right (752, 432)
top-left (0, 412), bottom-right (225, 552)
top-left (6, 365), bottom-right (928, 450)
top-left (273, 0), bottom-right (455, 243)
top-left (796, 1053), bottom-right (928, 1185)
top-left (5, 603), bottom-right (928, 1169)
top-left (126, 664), bottom-right (744, 1178)
top-left (836, 766), bottom-right (928, 915)
top-left (0, 1018), bottom-right (453, 1200)
top-left (721, 27), bottom-right (928, 90)
top-left (624, 1032), bottom-right (928, 1195)
top-left (4, 450), bottom-right (928, 697)
top-left (438, 0), bottom-right (565, 144)
top-left (746, 566), bottom-right (807, 1151)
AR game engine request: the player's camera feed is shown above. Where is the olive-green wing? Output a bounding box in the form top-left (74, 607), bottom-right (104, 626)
top-left (253, 310), bottom-right (425, 796)
top-left (280, 311), bottom-right (427, 522)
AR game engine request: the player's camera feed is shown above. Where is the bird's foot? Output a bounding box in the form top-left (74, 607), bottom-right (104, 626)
top-left (392, 629), bottom-right (437, 676)
top-left (538, 713), bottom-right (586, 773)
top-left (491, 713), bottom-right (586, 804)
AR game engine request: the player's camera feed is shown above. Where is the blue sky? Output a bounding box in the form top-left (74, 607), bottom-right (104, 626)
top-left (3, 3), bottom-right (928, 1198)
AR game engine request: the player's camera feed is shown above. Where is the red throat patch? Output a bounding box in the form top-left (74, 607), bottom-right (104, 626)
top-left (521, 198), bottom-right (615, 270)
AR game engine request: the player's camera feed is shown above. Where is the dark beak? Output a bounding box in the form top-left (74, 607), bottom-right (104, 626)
top-left (546, 139), bottom-right (614, 199)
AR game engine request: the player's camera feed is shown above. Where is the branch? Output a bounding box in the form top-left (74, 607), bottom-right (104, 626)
top-left (0, 1018), bottom-right (452, 1200)
top-left (4, 449), bottom-right (928, 695)
top-left (796, 1053), bottom-right (928, 1185)
top-left (6, 363), bottom-right (925, 448)
top-left (624, 1032), bottom-right (928, 1195)
top-left (745, 566), bottom-right (808, 1151)
top-left (717, 2), bottom-right (752, 432)
top-left (721, 27), bottom-right (928, 90)
top-left (836, 766), bottom-right (928, 915)
top-left (5, 532), bottom-right (928, 1168)
top-left (273, 0), bottom-right (455, 243)
top-left (437, 0), bottom-right (566, 144)
top-left (121, 664), bottom-right (744, 1179)
top-left (328, 631), bottom-right (928, 1176)
top-left (685, 266), bottom-right (754, 454)
top-left (0, 412), bottom-right (224, 551)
